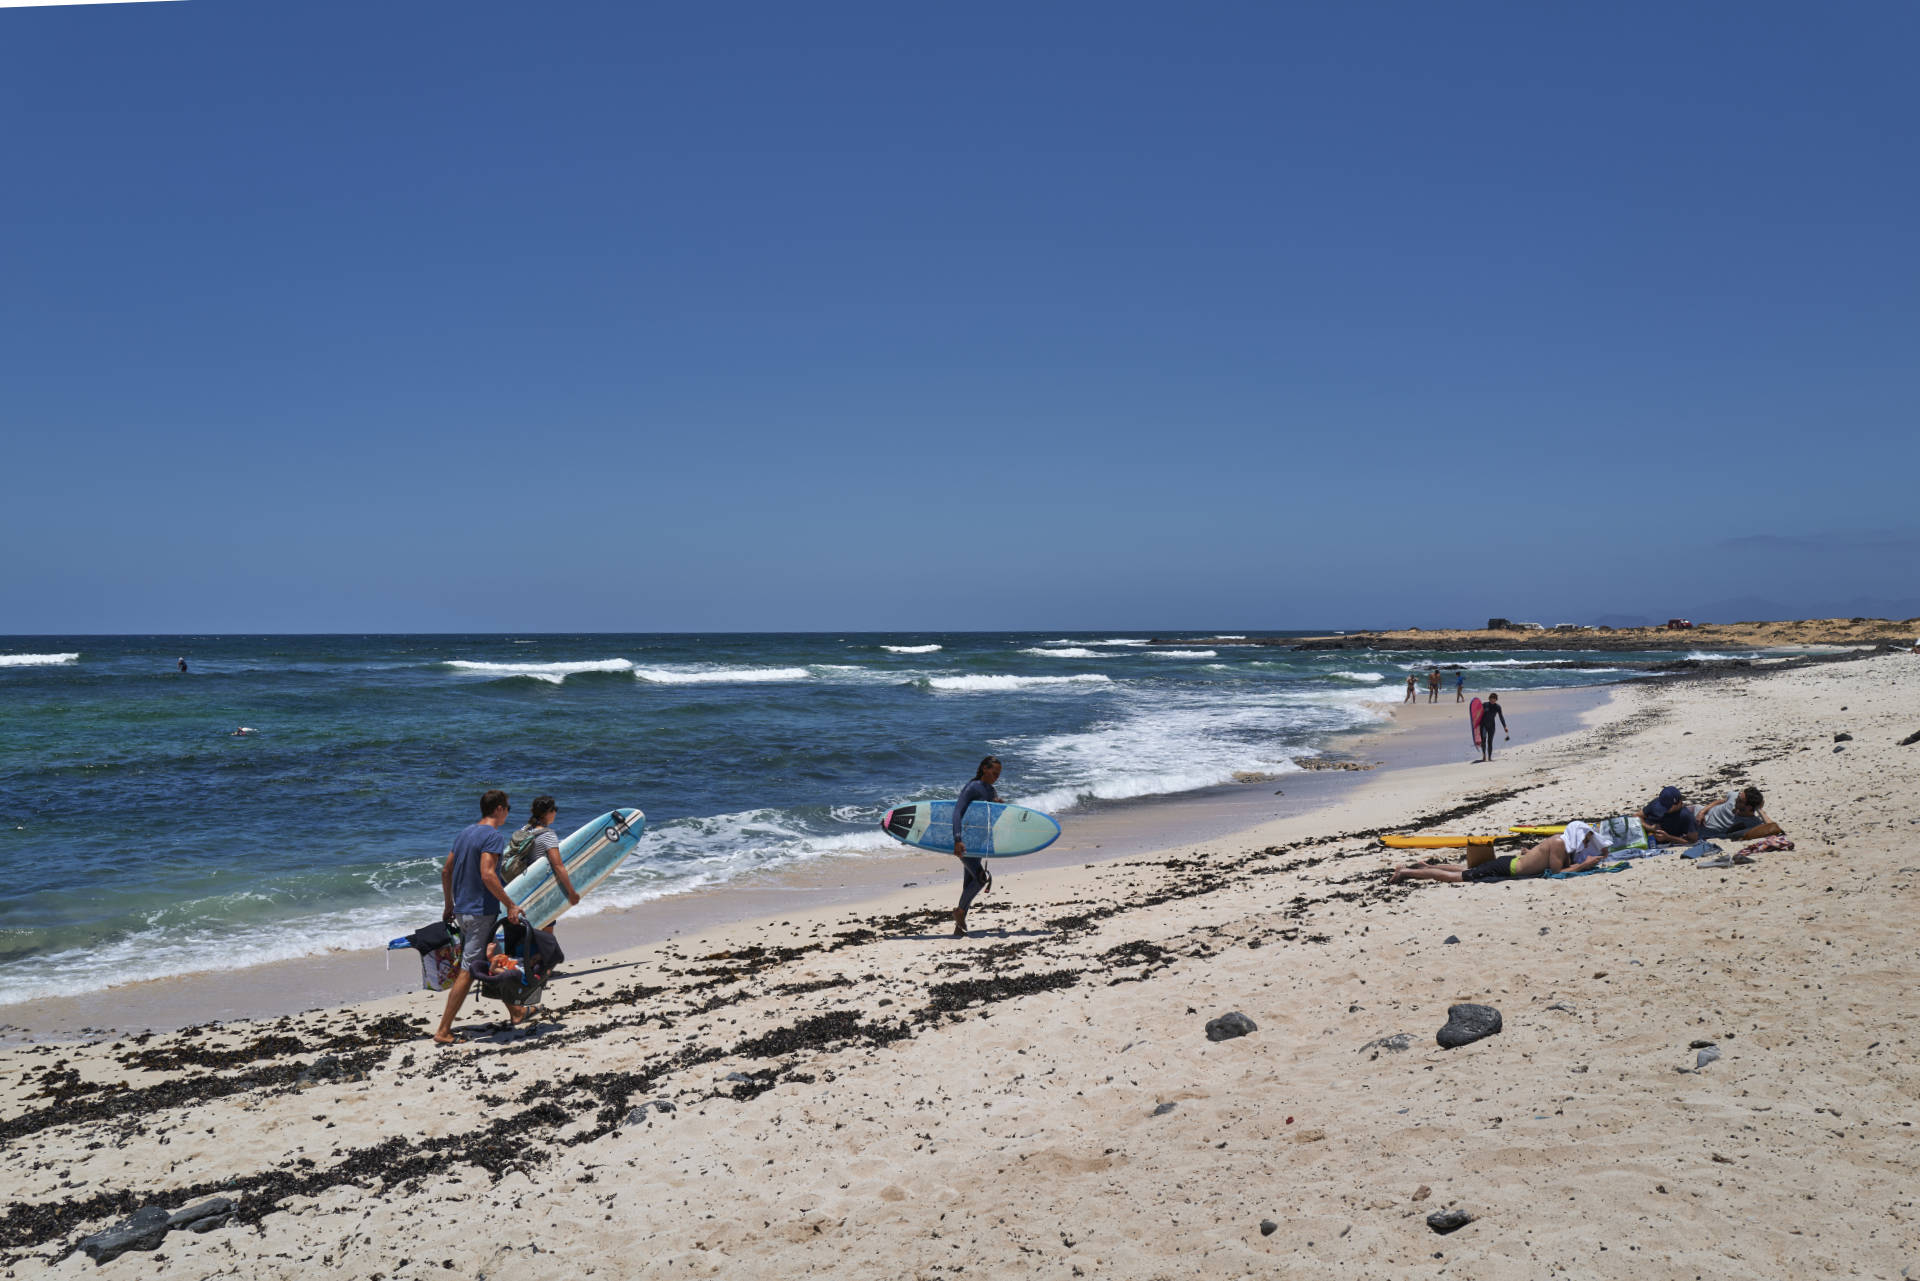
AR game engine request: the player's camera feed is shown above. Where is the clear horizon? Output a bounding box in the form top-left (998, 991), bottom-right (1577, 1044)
top-left (4, 1), bottom-right (1915, 633)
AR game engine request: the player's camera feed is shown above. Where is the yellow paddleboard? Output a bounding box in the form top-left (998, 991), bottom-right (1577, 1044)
top-left (1381, 833), bottom-right (1506, 849)
top-left (1509, 824), bottom-right (1569, 836)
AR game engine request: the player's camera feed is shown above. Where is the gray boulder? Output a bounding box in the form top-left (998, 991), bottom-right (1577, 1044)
top-left (1436, 1004), bottom-right (1502, 1049)
top-left (168, 1197), bottom-right (235, 1233)
top-left (1426, 1208), bottom-right (1474, 1234)
top-left (1205, 1012), bottom-right (1258, 1043)
top-left (79, 1206), bottom-right (173, 1264)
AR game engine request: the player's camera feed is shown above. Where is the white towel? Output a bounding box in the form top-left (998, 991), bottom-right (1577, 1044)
top-left (1562, 820), bottom-right (1606, 858)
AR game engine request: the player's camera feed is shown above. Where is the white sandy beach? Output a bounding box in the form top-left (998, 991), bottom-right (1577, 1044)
top-left (3, 651), bottom-right (1916, 1279)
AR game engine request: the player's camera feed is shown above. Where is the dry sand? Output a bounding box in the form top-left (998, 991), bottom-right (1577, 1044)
top-left (4, 652), bottom-right (1917, 1279)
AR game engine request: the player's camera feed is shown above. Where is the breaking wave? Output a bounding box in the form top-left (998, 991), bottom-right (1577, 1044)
top-left (443, 658), bottom-right (633, 684)
top-left (0, 652), bottom-right (80, 667)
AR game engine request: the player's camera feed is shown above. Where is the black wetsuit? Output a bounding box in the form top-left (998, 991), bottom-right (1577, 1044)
top-left (1479, 702), bottom-right (1507, 756)
top-left (953, 778), bottom-right (999, 912)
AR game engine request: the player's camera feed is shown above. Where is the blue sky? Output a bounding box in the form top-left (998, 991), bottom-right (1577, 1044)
top-left (4, 1), bottom-right (1915, 632)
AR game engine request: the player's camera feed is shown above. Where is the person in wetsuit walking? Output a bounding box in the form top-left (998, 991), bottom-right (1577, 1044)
top-left (950, 755), bottom-right (1003, 937)
top-left (1477, 692), bottom-right (1509, 762)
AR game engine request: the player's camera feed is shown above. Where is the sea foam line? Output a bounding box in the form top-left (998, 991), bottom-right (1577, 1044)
top-left (0, 652), bottom-right (80, 667)
top-left (633, 665), bottom-right (812, 684)
top-left (921, 673), bottom-right (1112, 692)
top-left (444, 658), bottom-right (633, 684)
top-left (881, 644), bottom-right (942, 654)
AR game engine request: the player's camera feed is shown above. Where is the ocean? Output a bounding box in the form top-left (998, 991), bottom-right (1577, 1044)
top-left (0, 632), bottom-right (1712, 1006)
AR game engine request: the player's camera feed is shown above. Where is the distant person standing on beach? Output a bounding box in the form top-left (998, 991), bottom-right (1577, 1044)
top-left (1427, 667), bottom-right (1441, 703)
top-left (1455, 672), bottom-right (1465, 702)
top-left (1404, 674), bottom-right (1417, 703)
top-left (1477, 693), bottom-right (1509, 762)
top-left (433, 790), bottom-right (527, 1044)
top-left (950, 756), bottom-right (1003, 938)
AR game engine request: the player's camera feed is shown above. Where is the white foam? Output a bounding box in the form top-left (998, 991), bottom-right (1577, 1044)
top-left (1150, 649), bottom-right (1217, 658)
top-left (1011, 689), bottom-right (1338, 814)
top-left (1020, 647), bottom-right (1107, 658)
top-left (632, 666), bottom-right (812, 684)
top-left (923, 674), bottom-right (1112, 692)
top-left (1330, 671), bottom-right (1385, 682)
top-left (1212, 635), bottom-right (1247, 640)
top-left (574, 809), bottom-right (898, 916)
top-left (1097, 638), bottom-right (1151, 647)
top-left (0, 652), bottom-right (79, 667)
top-left (881, 644), bottom-right (942, 653)
top-left (1684, 651), bottom-right (1738, 662)
top-left (444, 658), bottom-right (633, 684)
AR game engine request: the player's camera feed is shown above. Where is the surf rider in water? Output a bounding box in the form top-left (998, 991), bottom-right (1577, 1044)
top-left (950, 756), bottom-right (1002, 938)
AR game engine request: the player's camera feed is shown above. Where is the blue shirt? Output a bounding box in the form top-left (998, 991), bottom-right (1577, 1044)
top-left (449, 822), bottom-right (508, 916)
top-left (953, 778), bottom-right (1000, 842)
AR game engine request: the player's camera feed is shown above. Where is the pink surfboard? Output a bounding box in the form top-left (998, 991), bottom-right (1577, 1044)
top-left (1469, 697), bottom-right (1483, 749)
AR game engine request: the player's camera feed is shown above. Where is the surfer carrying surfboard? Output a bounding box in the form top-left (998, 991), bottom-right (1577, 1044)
top-left (1476, 693), bottom-right (1509, 762)
top-left (951, 756), bottom-right (1003, 938)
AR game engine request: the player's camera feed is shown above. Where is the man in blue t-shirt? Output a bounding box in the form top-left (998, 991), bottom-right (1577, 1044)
top-left (433, 790), bottom-right (526, 1045)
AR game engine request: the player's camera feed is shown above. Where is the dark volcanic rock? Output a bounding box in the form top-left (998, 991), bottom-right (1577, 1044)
top-left (80, 1206), bottom-right (172, 1264)
top-left (1152, 1102), bottom-right (1178, 1117)
top-left (1443, 935), bottom-right (1460, 945)
top-left (166, 1197), bottom-right (235, 1232)
top-left (1205, 1012), bottom-right (1258, 1043)
top-left (1436, 1004), bottom-right (1502, 1049)
top-left (1900, 729), bottom-right (1920, 747)
top-left (1834, 732), bottom-right (1853, 742)
top-left (1426, 1208), bottom-right (1474, 1234)
top-left (1259, 1218), bottom-right (1278, 1236)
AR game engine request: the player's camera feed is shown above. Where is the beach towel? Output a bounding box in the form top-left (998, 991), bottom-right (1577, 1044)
top-left (1594, 815), bottom-right (1651, 852)
top-left (1678, 841), bottom-right (1724, 860)
top-left (1548, 861), bottom-right (1634, 880)
top-left (1605, 844), bottom-right (1672, 860)
top-left (1739, 835), bottom-right (1796, 854)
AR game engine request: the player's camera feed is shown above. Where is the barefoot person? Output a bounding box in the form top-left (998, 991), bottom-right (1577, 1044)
top-left (1428, 667), bottom-right (1441, 703)
top-left (1392, 821), bottom-right (1608, 883)
top-left (1404, 674), bottom-right (1418, 703)
top-left (1477, 692), bottom-right (1509, 761)
top-left (500, 796), bottom-right (580, 943)
top-left (433, 790), bottom-right (528, 1045)
top-left (950, 756), bottom-right (1003, 937)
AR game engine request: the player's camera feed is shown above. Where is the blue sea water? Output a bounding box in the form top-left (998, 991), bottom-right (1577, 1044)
top-left (0, 633), bottom-right (1710, 1005)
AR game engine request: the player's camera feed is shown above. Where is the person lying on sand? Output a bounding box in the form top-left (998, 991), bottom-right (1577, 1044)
top-left (1640, 786), bottom-right (1701, 845)
top-left (1392, 821), bottom-right (1609, 883)
top-left (1697, 786), bottom-right (1781, 840)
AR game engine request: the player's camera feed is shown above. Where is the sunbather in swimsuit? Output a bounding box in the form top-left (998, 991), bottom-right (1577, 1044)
top-left (1392, 821), bottom-right (1609, 884)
